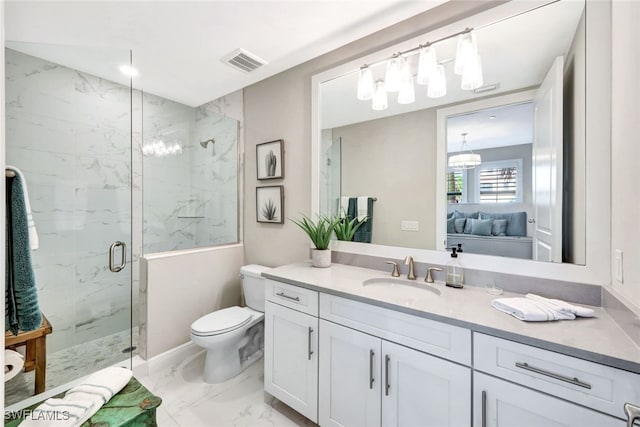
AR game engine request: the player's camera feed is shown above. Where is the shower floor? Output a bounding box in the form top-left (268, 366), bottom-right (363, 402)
top-left (4, 327), bottom-right (138, 406)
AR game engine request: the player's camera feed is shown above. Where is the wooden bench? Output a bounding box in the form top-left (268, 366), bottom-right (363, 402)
top-left (5, 315), bottom-right (53, 395)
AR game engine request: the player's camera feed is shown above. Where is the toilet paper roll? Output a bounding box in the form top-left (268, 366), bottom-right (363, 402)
top-left (5, 349), bottom-right (25, 382)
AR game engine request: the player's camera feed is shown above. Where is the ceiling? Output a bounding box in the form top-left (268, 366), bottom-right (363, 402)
top-left (446, 102), bottom-right (534, 152)
top-left (5, 0), bottom-right (448, 107)
top-left (321, 0), bottom-right (584, 130)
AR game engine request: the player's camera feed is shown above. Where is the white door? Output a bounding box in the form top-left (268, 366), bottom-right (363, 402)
top-left (533, 56), bottom-right (564, 262)
top-left (264, 301), bottom-right (318, 423)
top-left (382, 340), bottom-right (471, 427)
top-left (474, 373), bottom-right (619, 427)
top-left (319, 320), bottom-right (381, 427)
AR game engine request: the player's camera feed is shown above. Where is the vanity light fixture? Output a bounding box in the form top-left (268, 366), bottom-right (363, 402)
top-left (384, 55), bottom-right (403, 92)
top-left (417, 44), bottom-right (438, 85)
top-left (454, 31), bottom-right (478, 75)
top-left (355, 28), bottom-right (482, 108)
top-left (142, 139), bottom-right (183, 157)
top-left (397, 76), bottom-right (415, 104)
top-left (427, 65), bottom-right (447, 98)
top-left (448, 132), bottom-right (481, 169)
top-left (357, 65), bottom-right (374, 100)
top-left (119, 65), bottom-right (138, 77)
top-left (372, 79), bottom-right (388, 110)
top-left (461, 52), bottom-right (483, 90)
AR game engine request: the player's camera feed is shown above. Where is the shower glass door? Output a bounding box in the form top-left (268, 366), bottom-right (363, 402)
top-left (4, 42), bottom-right (133, 407)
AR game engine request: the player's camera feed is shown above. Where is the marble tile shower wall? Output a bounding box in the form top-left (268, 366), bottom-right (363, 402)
top-left (5, 49), bottom-right (132, 353)
top-left (142, 94), bottom-right (238, 253)
top-left (194, 101), bottom-right (238, 247)
top-left (142, 93), bottom-right (195, 253)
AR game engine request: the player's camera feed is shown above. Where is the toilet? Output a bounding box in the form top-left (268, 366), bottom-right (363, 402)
top-left (190, 264), bottom-right (269, 384)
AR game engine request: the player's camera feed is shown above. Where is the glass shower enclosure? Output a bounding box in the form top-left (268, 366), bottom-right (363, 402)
top-left (4, 42), bottom-right (133, 406)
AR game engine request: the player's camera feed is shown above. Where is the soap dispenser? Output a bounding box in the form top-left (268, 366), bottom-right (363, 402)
top-left (446, 247), bottom-right (464, 288)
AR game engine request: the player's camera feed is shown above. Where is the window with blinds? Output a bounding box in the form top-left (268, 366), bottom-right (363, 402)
top-left (476, 159), bottom-right (522, 203)
top-left (447, 170), bottom-right (464, 203)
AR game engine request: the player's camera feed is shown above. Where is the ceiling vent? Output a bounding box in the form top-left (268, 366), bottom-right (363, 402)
top-left (222, 48), bottom-right (267, 73)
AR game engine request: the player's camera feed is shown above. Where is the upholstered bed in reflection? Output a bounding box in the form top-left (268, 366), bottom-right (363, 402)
top-left (446, 210), bottom-right (533, 259)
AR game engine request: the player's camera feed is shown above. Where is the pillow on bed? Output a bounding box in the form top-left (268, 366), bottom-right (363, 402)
top-left (492, 219), bottom-right (508, 236)
top-left (479, 211), bottom-right (526, 236)
top-left (454, 218), bottom-right (466, 233)
top-left (464, 218), bottom-right (473, 234)
top-left (470, 219), bottom-right (493, 236)
top-left (447, 217), bottom-right (455, 233)
top-left (453, 210), bottom-right (478, 219)
top-left (447, 211), bottom-right (454, 219)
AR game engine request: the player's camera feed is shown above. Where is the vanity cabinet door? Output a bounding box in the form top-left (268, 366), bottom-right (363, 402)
top-left (474, 373), bottom-right (620, 427)
top-left (381, 340), bottom-right (471, 427)
top-left (264, 301), bottom-right (318, 423)
top-left (319, 320), bottom-right (382, 427)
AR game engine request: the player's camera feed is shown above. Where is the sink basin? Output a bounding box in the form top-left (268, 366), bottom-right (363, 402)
top-left (362, 278), bottom-right (441, 296)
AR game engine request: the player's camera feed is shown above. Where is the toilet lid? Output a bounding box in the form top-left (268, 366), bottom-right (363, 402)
top-left (191, 306), bottom-right (251, 336)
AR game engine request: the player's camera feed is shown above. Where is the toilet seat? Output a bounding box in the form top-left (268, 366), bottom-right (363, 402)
top-left (191, 306), bottom-right (252, 337)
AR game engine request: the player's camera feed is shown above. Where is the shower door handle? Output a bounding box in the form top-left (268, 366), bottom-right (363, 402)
top-left (109, 241), bottom-right (126, 272)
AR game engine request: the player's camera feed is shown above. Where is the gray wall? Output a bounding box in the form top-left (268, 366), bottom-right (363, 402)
top-left (243, 1), bottom-right (499, 267)
top-left (611, 1), bottom-right (640, 307)
top-left (332, 108), bottom-right (437, 249)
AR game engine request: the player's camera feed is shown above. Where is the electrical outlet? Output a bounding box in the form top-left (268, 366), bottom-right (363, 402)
top-left (615, 249), bottom-right (624, 283)
top-left (401, 220), bottom-right (419, 232)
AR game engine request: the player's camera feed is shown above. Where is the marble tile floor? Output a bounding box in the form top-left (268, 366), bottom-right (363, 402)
top-left (137, 351), bottom-right (317, 427)
top-left (5, 327), bottom-right (138, 406)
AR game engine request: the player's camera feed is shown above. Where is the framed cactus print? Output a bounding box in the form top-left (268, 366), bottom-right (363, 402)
top-left (256, 139), bottom-right (284, 180)
top-left (256, 185), bottom-right (284, 224)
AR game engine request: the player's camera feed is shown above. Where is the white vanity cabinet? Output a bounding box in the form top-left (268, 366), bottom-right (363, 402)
top-left (474, 333), bottom-right (640, 424)
top-left (264, 298), bottom-right (319, 423)
top-left (473, 372), bottom-right (621, 427)
top-left (318, 296), bottom-right (471, 427)
top-left (264, 276), bottom-right (640, 427)
top-left (319, 320), bottom-right (381, 427)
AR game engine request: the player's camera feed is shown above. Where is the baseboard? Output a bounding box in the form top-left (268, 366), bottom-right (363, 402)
top-left (135, 341), bottom-right (202, 378)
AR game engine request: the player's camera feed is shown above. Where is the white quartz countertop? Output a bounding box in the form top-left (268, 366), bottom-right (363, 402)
top-left (263, 261), bottom-right (640, 374)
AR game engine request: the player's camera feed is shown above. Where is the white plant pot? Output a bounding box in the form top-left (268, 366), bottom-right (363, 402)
top-left (311, 248), bottom-right (331, 268)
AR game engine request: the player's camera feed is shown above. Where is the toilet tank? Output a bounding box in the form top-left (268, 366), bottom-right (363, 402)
top-left (240, 264), bottom-right (270, 312)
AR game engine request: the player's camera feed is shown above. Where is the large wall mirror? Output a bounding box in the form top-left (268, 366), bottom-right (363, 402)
top-left (316, 0), bottom-right (593, 267)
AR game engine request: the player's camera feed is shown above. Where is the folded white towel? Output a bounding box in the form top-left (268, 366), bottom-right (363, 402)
top-left (66, 366), bottom-right (132, 403)
top-left (492, 297), bottom-right (576, 321)
top-left (357, 196), bottom-right (369, 221)
top-left (6, 165), bottom-right (39, 250)
top-left (526, 293), bottom-right (595, 318)
top-left (339, 196), bottom-right (349, 218)
top-left (20, 367), bottom-right (132, 427)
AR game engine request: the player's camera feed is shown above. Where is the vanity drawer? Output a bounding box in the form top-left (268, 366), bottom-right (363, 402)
top-left (474, 333), bottom-right (640, 419)
top-left (265, 279), bottom-right (318, 316)
top-left (319, 293), bottom-right (471, 365)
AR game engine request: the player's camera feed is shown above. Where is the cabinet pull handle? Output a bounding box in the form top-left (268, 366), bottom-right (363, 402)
top-left (308, 327), bottom-right (314, 360)
top-left (625, 402), bottom-right (640, 427)
top-left (369, 350), bottom-right (375, 389)
top-left (515, 362), bottom-right (591, 389)
top-left (385, 355), bottom-right (391, 396)
top-left (481, 390), bottom-right (487, 427)
top-left (276, 292), bottom-right (300, 302)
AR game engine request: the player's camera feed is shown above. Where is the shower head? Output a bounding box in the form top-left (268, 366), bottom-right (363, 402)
top-left (200, 138), bottom-right (215, 149)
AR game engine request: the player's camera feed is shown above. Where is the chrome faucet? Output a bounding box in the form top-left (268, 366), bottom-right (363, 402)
top-left (385, 261), bottom-right (400, 277)
top-left (425, 267), bottom-right (443, 283)
top-left (404, 256), bottom-right (417, 280)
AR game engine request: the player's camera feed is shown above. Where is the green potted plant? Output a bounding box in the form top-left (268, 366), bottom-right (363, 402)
top-left (291, 214), bottom-right (340, 268)
top-left (334, 215), bottom-right (367, 242)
